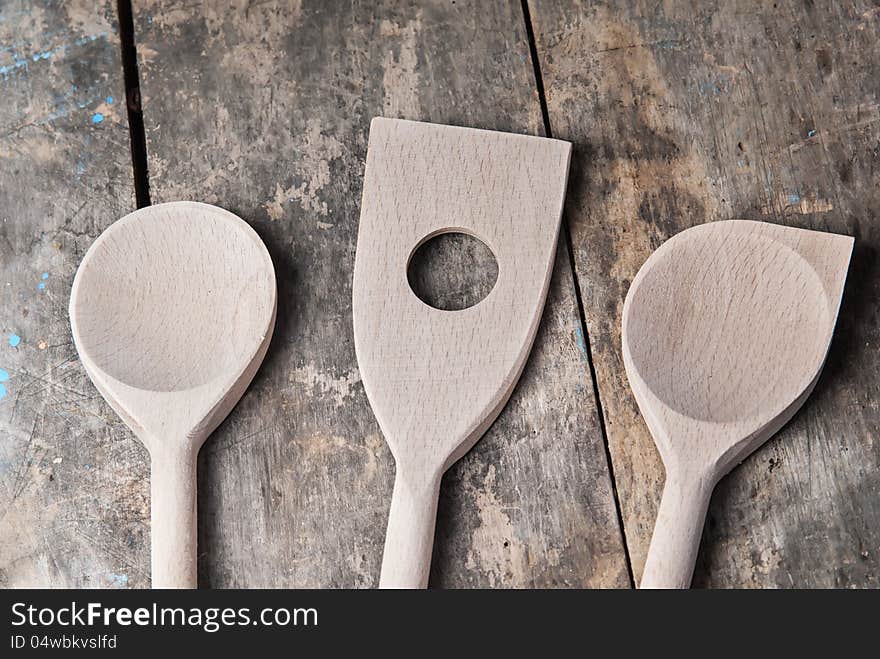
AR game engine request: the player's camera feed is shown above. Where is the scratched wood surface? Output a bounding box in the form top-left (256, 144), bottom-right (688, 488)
top-left (132, 0), bottom-right (629, 587)
top-left (530, 0), bottom-right (880, 587)
top-left (0, 1), bottom-right (146, 588)
top-left (6, 0), bottom-right (877, 590)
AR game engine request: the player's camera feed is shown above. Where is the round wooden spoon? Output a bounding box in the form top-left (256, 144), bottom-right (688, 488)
top-left (70, 201), bottom-right (277, 588)
top-left (622, 220), bottom-right (852, 588)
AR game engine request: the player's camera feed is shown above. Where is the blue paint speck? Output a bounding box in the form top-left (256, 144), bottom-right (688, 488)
top-left (0, 369), bottom-right (9, 382)
top-left (31, 49), bottom-right (54, 62)
top-left (73, 34), bottom-right (105, 47)
top-left (0, 55), bottom-right (28, 79)
top-left (106, 95), bottom-right (114, 104)
top-left (0, 384), bottom-right (6, 400)
top-left (8, 334), bottom-right (21, 348)
top-left (76, 161), bottom-right (86, 176)
top-left (699, 80), bottom-right (722, 96)
top-left (574, 326), bottom-right (588, 360)
top-left (38, 282), bottom-right (45, 291)
top-left (108, 572), bottom-right (129, 588)
top-left (788, 193), bottom-right (801, 204)
top-left (807, 129), bottom-right (817, 137)
top-left (91, 112), bottom-right (104, 124)
top-left (41, 272), bottom-right (49, 280)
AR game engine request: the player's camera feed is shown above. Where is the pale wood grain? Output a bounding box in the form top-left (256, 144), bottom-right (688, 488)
top-left (530, 0), bottom-right (880, 587)
top-left (134, 0), bottom-right (630, 587)
top-left (69, 202), bottom-right (276, 588)
top-left (622, 220), bottom-right (852, 587)
top-left (353, 118), bottom-right (571, 587)
top-left (0, 0), bottom-right (146, 588)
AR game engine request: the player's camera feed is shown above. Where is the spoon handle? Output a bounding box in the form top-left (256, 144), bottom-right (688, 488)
top-left (640, 469), bottom-right (715, 589)
top-left (150, 447), bottom-right (198, 588)
top-left (379, 464), bottom-right (442, 589)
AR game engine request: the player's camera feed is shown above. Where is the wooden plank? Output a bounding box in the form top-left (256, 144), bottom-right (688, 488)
top-left (0, 1), bottom-right (144, 587)
top-left (530, 0), bottom-right (880, 587)
top-left (135, 0), bottom-right (630, 587)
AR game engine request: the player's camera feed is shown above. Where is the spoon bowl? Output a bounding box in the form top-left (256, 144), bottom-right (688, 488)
top-left (626, 230), bottom-right (830, 425)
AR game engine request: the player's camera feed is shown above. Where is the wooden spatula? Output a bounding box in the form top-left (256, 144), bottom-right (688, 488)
top-left (622, 219), bottom-right (853, 588)
top-left (353, 118), bottom-right (571, 588)
top-left (70, 201), bottom-right (277, 588)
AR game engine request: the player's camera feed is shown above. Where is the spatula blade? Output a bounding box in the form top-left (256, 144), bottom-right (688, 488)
top-left (354, 118), bottom-right (572, 470)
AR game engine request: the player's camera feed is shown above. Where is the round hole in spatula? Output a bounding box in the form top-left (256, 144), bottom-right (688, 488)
top-left (407, 231), bottom-right (498, 311)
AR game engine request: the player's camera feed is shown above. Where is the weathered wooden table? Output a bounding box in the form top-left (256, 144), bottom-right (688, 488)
top-left (1, 0), bottom-right (877, 588)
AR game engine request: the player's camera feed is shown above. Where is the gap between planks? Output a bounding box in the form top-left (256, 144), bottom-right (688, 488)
top-left (520, 0), bottom-right (636, 588)
top-left (116, 0), bottom-right (151, 208)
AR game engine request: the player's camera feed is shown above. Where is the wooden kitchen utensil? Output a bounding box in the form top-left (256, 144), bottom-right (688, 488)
top-left (353, 118), bottom-right (571, 588)
top-left (622, 220), bottom-right (853, 588)
top-left (70, 201), bottom-right (277, 588)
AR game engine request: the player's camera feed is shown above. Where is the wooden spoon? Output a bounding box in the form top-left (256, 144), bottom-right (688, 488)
top-left (622, 219), bottom-right (853, 588)
top-left (70, 201), bottom-right (277, 588)
top-left (353, 118), bottom-right (571, 588)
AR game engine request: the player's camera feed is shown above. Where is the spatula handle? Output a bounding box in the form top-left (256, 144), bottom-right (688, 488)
top-left (150, 446), bottom-right (198, 589)
top-left (379, 465), bottom-right (442, 589)
top-left (640, 469), bottom-right (715, 589)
